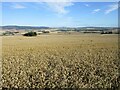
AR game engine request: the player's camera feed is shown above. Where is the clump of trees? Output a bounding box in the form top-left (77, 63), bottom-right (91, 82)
top-left (23, 31), bottom-right (37, 36)
top-left (101, 31), bottom-right (112, 34)
top-left (42, 30), bottom-right (50, 33)
top-left (2, 31), bottom-right (14, 36)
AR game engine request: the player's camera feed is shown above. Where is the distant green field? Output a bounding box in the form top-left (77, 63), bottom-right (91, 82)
top-left (2, 34), bottom-right (119, 88)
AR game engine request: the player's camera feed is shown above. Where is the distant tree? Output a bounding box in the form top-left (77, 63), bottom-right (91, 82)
top-left (101, 31), bottom-right (104, 34)
top-left (23, 31), bottom-right (37, 36)
top-left (108, 31), bottom-right (112, 34)
top-left (42, 30), bottom-right (50, 33)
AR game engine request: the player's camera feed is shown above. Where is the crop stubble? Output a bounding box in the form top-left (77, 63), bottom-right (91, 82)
top-left (2, 34), bottom-right (120, 88)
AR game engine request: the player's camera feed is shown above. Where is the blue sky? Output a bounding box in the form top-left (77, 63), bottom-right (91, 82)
top-left (2, 2), bottom-right (118, 27)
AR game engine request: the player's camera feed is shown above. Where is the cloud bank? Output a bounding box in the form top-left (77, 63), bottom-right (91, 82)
top-left (11, 3), bottom-right (26, 9)
top-left (105, 4), bottom-right (118, 14)
top-left (44, 0), bottom-right (74, 14)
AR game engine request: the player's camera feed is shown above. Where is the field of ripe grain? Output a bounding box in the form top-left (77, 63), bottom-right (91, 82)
top-left (2, 34), bottom-right (120, 88)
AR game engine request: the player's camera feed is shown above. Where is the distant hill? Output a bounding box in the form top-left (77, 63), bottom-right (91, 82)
top-left (0, 26), bottom-right (118, 32)
top-left (1, 25), bottom-right (50, 30)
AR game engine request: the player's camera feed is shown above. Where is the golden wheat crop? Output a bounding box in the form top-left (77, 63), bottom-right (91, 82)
top-left (2, 34), bottom-right (120, 88)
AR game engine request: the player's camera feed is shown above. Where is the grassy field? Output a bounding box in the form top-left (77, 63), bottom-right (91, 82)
top-left (2, 34), bottom-right (120, 88)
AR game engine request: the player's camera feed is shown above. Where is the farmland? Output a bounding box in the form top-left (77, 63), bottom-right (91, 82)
top-left (2, 34), bottom-right (120, 88)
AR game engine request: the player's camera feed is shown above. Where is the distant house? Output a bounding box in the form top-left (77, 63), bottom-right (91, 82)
top-left (111, 29), bottom-right (119, 34)
top-left (37, 31), bottom-right (43, 35)
top-left (12, 30), bottom-right (19, 34)
top-left (20, 31), bottom-right (29, 35)
top-left (50, 31), bottom-right (58, 33)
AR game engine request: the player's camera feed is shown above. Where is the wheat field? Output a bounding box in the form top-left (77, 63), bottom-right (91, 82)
top-left (2, 34), bottom-right (120, 88)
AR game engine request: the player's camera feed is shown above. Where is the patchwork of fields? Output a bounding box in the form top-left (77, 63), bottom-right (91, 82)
top-left (2, 34), bottom-right (120, 88)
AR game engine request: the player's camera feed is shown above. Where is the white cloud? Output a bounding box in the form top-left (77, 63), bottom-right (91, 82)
top-left (2, 0), bottom-right (120, 2)
top-left (43, 0), bottom-right (74, 14)
top-left (11, 3), bottom-right (26, 9)
top-left (92, 9), bottom-right (101, 13)
top-left (105, 4), bottom-right (118, 14)
top-left (85, 4), bottom-right (89, 7)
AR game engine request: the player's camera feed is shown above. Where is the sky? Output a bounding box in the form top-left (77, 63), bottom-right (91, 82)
top-left (1, 2), bottom-right (118, 27)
